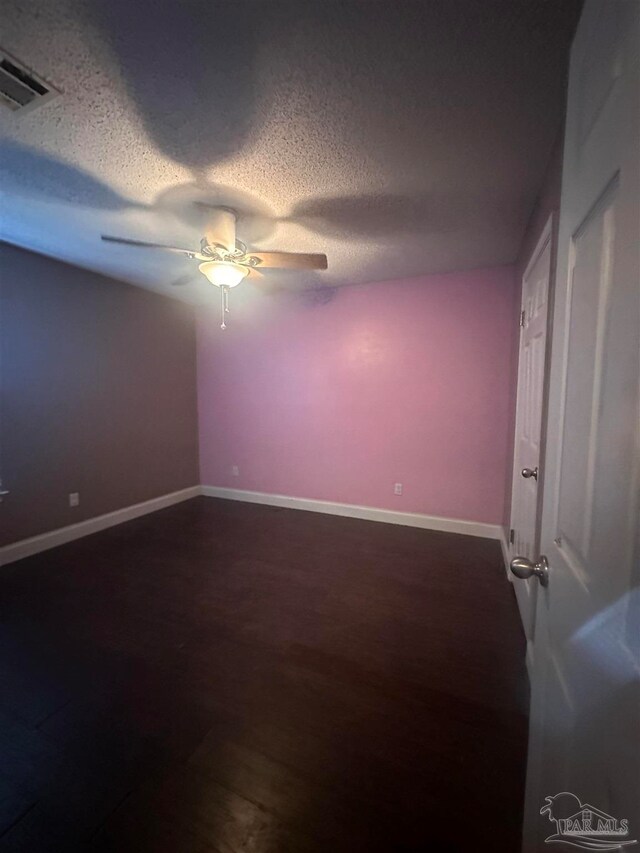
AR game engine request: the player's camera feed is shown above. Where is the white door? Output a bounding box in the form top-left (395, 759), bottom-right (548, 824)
top-left (514, 1), bottom-right (640, 850)
top-left (509, 216), bottom-right (553, 667)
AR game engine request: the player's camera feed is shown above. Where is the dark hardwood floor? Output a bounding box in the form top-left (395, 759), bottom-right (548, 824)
top-left (0, 497), bottom-right (529, 852)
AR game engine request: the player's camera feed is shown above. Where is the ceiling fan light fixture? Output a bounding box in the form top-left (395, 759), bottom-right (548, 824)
top-left (102, 207), bottom-right (327, 331)
top-left (199, 261), bottom-right (248, 288)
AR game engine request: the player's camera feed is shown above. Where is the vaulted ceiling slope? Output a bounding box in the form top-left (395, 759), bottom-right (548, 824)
top-left (0, 0), bottom-right (581, 302)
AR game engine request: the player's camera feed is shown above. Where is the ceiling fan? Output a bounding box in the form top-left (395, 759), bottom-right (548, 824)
top-left (102, 206), bottom-right (328, 329)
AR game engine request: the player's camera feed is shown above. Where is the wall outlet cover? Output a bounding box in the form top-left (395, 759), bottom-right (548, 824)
top-left (394, 483), bottom-right (403, 495)
top-left (69, 492), bottom-right (79, 507)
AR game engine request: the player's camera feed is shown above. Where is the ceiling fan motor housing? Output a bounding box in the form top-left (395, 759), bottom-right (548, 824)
top-left (202, 206), bottom-right (237, 254)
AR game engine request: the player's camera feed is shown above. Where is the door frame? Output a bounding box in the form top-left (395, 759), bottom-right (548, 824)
top-left (508, 211), bottom-right (557, 673)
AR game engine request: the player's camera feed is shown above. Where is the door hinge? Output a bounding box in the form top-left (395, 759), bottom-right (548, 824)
top-left (519, 310), bottom-right (526, 328)
top-left (509, 528), bottom-right (515, 544)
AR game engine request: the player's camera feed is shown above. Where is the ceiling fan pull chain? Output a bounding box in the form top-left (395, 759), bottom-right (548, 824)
top-left (220, 286), bottom-right (227, 330)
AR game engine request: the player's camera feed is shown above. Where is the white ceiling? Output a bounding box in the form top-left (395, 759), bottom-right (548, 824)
top-left (0, 0), bottom-right (581, 303)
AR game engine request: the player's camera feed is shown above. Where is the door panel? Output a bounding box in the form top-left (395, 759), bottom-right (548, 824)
top-left (557, 181), bottom-right (618, 582)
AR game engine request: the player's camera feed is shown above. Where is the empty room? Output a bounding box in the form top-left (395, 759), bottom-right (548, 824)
top-left (0, 1), bottom-right (638, 851)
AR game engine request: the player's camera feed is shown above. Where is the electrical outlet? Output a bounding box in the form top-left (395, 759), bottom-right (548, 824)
top-left (394, 483), bottom-right (403, 496)
top-left (69, 492), bottom-right (80, 507)
top-left (231, 465), bottom-right (240, 477)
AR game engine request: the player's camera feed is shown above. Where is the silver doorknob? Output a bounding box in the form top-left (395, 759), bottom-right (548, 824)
top-left (510, 555), bottom-right (549, 587)
top-left (521, 467), bottom-right (538, 480)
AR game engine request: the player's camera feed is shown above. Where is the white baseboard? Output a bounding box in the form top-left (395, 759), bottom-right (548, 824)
top-left (1, 484), bottom-right (504, 567)
top-left (0, 486), bottom-right (201, 566)
top-left (201, 486), bottom-right (502, 540)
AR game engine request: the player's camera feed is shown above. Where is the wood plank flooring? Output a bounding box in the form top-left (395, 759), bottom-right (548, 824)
top-left (0, 497), bottom-right (529, 851)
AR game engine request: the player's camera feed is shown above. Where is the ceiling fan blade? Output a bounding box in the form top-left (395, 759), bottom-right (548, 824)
top-left (169, 273), bottom-right (195, 287)
top-left (248, 252), bottom-right (328, 270)
top-left (245, 267), bottom-right (264, 279)
top-left (101, 235), bottom-right (201, 257)
top-left (195, 205), bottom-right (236, 253)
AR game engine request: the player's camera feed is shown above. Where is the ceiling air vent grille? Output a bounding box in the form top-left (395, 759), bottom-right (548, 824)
top-left (0, 50), bottom-right (59, 112)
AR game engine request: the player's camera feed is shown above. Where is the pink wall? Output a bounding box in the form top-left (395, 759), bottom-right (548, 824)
top-left (1, 244), bottom-right (199, 546)
top-left (197, 267), bottom-right (518, 525)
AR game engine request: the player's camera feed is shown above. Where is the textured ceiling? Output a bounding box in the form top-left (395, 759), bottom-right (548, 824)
top-left (0, 0), bottom-right (581, 303)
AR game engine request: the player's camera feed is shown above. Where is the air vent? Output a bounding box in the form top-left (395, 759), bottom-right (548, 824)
top-left (0, 49), bottom-right (59, 112)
